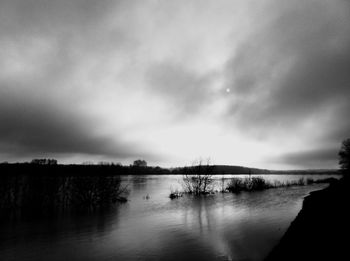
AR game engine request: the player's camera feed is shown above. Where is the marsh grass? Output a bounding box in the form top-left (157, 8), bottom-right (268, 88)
top-left (226, 176), bottom-right (334, 193)
top-left (0, 174), bottom-right (128, 219)
top-left (226, 176), bottom-right (272, 193)
top-left (169, 175), bottom-right (336, 198)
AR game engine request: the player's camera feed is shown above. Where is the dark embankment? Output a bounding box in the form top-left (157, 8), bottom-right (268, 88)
top-left (265, 176), bottom-right (350, 261)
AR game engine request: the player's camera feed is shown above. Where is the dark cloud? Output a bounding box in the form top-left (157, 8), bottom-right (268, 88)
top-left (224, 0), bottom-right (350, 142)
top-left (0, 0), bottom-right (120, 33)
top-left (0, 0), bottom-right (133, 71)
top-left (0, 0), bottom-right (156, 162)
top-left (275, 147), bottom-right (339, 169)
top-left (0, 87), bottom-right (141, 159)
top-left (146, 62), bottom-right (216, 114)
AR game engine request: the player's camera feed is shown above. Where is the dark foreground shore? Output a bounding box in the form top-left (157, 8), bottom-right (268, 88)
top-left (265, 175), bottom-right (349, 261)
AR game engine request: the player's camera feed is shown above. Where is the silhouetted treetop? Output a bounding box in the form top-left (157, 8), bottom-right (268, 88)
top-left (133, 159), bottom-right (147, 167)
top-left (339, 138), bottom-right (350, 172)
top-left (31, 158), bottom-right (58, 165)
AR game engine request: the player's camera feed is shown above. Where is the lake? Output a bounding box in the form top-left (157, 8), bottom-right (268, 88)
top-left (0, 174), bottom-right (339, 261)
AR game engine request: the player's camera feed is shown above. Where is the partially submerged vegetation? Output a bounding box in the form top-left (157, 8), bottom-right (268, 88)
top-left (182, 174), bottom-right (214, 195)
top-left (226, 176), bottom-right (335, 193)
top-left (169, 188), bottom-right (183, 199)
top-left (169, 175), bottom-right (336, 199)
top-left (181, 160), bottom-right (215, 195)
top-left (226, 176), bottom-right (272, 192)
top-left (0, 173), bottom-right (128, 219)
top-left (0, 158), bottom-right (338, 205)
top-left (169, 159), bottom-right (337, 199)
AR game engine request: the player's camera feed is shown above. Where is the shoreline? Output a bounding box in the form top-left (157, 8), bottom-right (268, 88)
top-left (265, 175), bottom-right (349, 261)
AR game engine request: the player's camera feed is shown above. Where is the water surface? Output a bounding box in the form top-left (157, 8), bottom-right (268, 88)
top-left (0, 174), bottom-right (338, 261)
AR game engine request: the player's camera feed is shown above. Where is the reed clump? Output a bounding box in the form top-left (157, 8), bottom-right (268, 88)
top-left (0, 174), bottom-right (128, 219)
top-left (226, 176), bottom-right (334, 193)
top-left (226, 176), bottom-right (272, 193)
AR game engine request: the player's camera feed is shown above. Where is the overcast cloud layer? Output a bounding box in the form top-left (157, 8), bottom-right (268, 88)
top-left (1, 0), bottom-right (349, 169)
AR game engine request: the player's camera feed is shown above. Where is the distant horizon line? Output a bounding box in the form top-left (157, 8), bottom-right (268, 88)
top-left (0, 160), bottom-right (340, 173)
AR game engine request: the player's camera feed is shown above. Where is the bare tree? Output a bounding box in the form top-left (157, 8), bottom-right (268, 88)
top-left (182, 159), bottom-right (214, 195)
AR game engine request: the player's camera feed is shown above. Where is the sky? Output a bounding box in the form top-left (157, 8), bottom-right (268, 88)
top-left (1, 0), bottom-right (349, 169)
